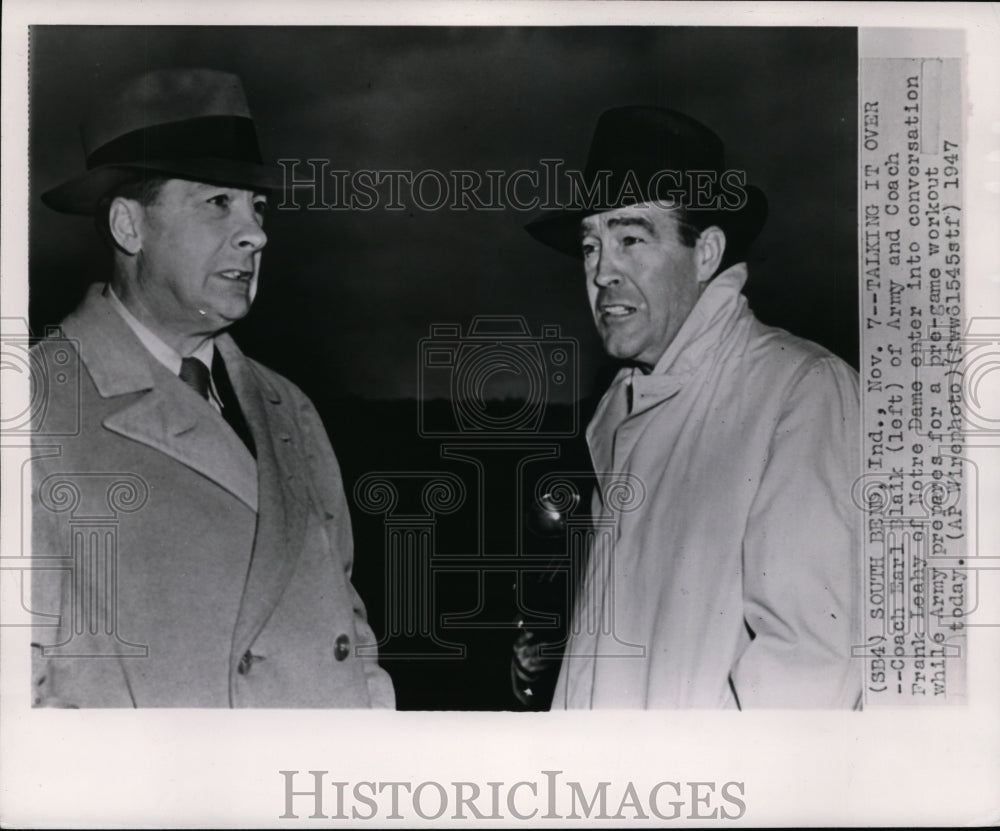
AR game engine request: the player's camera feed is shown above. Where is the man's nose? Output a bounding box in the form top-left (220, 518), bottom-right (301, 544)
top-left (232, 204), bottom-right (267, 252)
top-left (592, 249), bottom-right (621, 287)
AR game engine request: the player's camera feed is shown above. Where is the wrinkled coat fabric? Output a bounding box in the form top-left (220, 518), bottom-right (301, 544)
top-left (553, 264), bottom-right (861, 709)
top-left (31, 284), bottom-right (394, 708)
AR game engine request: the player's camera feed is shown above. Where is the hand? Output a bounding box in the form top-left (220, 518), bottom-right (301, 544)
top-left (510, 618), bottom-right (555, 708)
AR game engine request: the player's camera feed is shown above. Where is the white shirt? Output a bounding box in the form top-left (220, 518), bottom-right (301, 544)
top-left (105, 285), bottom-right (223, 414)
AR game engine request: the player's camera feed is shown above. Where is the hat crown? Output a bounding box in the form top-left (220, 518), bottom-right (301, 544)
top-left (524, 105), bottom-right (767, 264)
top-left (82, 68), bottom-right (252, 157)
top-left (42, 67), bottom-right (281, 215)
top-left (584, 106), bottom-right (726, 182)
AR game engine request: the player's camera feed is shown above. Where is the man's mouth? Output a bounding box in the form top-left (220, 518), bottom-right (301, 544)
top-left (216, 269), bottom-right (253, 282)
top-left (600, 303), bottom-right (637, 319)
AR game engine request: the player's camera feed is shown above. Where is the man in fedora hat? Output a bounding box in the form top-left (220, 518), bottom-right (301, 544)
top-left (520, 107), bottom-right (860, 708)
top-left (30, 68), bottom-right (394, 708)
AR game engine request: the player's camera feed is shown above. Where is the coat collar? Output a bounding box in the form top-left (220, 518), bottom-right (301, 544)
top-left (61, 283), bottom-right (277, 511)
top-left (60, 283), bottom-right (158, 397)
top-left (586, 263), bottom-right (751, 476)
top-left (632, 262), bottom-right (749, 403)
top-left (63, 283), bottom-right (284, 403)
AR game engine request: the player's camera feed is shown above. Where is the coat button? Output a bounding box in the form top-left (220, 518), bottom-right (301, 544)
top-left (334, 634), bottom-right (351, 661)
top-left (238, 650), bottom-right (264, 675)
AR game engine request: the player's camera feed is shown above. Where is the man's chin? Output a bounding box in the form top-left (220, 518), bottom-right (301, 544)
top-left (203, 301), bottom-right (253, 331)
top-left (600, 335), bottom-right (641, 363)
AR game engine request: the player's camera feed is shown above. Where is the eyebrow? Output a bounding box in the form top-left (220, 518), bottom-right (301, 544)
top-left (608, 215), bottom-right (657, 234)
top-left (580, 214), bottom-right (658, 238)
top-left (188, 182), bottom-right (268, 199)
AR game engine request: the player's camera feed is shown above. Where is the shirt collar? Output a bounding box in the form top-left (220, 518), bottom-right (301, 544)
top-left (105, 286), bottom-right (220, 410)
top-left (105, 285), bottom-right (215, 374)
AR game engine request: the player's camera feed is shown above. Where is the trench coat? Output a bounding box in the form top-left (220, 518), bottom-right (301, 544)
top-left (31, 284), bottom-right (395, 708)
top-left (553, 264), bottom-right (861, 709)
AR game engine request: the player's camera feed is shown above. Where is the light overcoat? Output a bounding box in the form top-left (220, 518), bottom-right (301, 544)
top-left (31, 284), bottom-right (395, 708)
top-left (553, 265), bottom-right (862, 709)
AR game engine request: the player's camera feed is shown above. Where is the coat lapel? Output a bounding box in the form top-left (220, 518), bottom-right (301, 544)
top-left (587, 368), bottom-right (687, 477)
top-left (217, 335), bottom-right (310, 682)
top-left (586, 368), bottom-right (630, 478)
top-left (103, 381), bottom-right (260, 511)
top-left (62, 285), bottom-right (258, 510)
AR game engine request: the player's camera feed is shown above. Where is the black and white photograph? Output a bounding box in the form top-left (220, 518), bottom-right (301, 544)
top-left (1, 1), bottom-right (998, 827)
top-left (25, 22), bottom-right (860, 712)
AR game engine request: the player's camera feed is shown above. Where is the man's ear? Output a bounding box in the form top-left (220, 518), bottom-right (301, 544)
top-left (108, 197), bottom-right (143, 255)
top-left (694, 226), bottom-right (726, 285)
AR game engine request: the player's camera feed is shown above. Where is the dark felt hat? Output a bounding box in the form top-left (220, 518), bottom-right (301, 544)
top-left (525, 106), bottom-right (767, 263)
top-left (41, 68), bottom-right (283, 215)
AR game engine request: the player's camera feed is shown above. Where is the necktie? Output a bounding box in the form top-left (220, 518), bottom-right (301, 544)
top-left (179, 356), bottom-right (211, 399)
top-left (178, 355), bottom-right (256, 457)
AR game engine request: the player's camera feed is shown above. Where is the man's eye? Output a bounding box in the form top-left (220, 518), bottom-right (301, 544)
top-left (208, 194), bottom-right (231, 208)
top-left (254, 200), bottom-right (268, 216)
top-left (621, 235), bottom-right (642, 247)
top-left (581, 242), bottom-right (597, 257)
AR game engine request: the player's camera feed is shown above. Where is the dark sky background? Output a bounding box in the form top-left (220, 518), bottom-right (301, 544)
top-left (29, 26), bottom-right (858, 403)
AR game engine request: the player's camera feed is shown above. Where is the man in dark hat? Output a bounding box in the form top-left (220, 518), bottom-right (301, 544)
top-left (521, 107), bottom-right (861, 708)
top-left (30, 68), bottom-right (394, 708)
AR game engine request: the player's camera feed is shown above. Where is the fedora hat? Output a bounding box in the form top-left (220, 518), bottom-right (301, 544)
top-left (42, 68), bottom-right (283, 215)
top-left (525, 106), bottom-right (767, 265)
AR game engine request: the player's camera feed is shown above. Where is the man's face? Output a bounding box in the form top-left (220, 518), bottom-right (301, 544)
top-left (132, 179), bottom-right (268, 336)
top-left (581, 203), bottom-right (707, 372)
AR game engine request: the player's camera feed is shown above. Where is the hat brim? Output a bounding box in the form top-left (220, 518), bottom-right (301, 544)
top-left (41, 158), bottom-right (285, 215)
top-left (524, 185), bottom-right (768, 264)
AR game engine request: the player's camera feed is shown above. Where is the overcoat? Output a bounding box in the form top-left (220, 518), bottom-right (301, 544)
top-left (31, 284), bottom-right (395, 708)
top-left (553, 265), bottom-right (862, 709)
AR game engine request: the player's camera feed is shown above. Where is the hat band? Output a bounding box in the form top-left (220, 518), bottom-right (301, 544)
top-left (86, 115), bottom-right (263, 170)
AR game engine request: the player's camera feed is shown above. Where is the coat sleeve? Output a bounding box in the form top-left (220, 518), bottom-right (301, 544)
top-left (731, 355), bottom-right (862, 709)
top-left (295, 391), bottom-right (396, 709)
